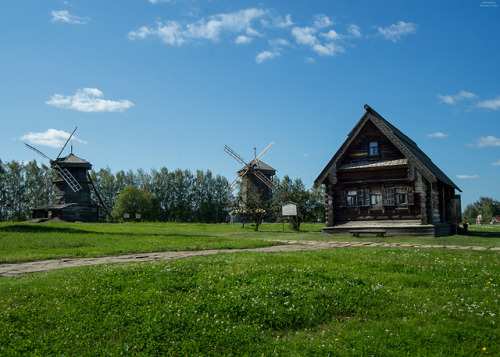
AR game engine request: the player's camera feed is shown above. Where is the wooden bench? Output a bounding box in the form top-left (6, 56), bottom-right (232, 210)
top-left (350, 229), bottom-right (386, 237)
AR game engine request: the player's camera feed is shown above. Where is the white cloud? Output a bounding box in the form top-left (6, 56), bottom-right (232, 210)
top-left (456, 174), bottom-right (479, 179)
top-left (313, 42), bottom-right (345, 56)
top-left (245, 27), bottom-right (260, 37)
top-left (348, 24), bottom-right (362, 38)
top-left (51, 10), bottom-right (89, 25)
top-left (255, 50), bottom-right (280, 64)
top-left (291, 26), bottom-right (318, 46)
top-left (378, 21), bottom-right (417, 42)
top-left (438, 90), bottom-right (477, 105)
top-left (128, 10), bottom-right (409, 62)
top-left (46, 88), bottom-right (134, 112)
top-left (129, 8), bottom-right (268, 45)
top-left (321, 29), bottom-right (342, 41)
top-left (269, 38), bottom-right (289, 47)
top-left (21, 129), bottom-right (86, 149)
top-left (427, 132), bottom-right (449, 138)
top-left (274, 14), bottom-right (293, 28)
top-left (149, 0), bottom-right (175, 3)
top-left (314, 14), bottom-right (334, 29)
top-left (235, 35), bottom-right (252, 45)
top-left (491, 159), bottom-right (500, 167)
top-left (476, 96), bottom-right (500, 110)
top-left (474, 136), bottom-right (500, 147)
top-left (292, 26), bottom-right (346, 57)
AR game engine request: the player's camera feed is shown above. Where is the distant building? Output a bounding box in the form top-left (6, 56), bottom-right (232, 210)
top-left (314, 105), bottom-right (461, 237)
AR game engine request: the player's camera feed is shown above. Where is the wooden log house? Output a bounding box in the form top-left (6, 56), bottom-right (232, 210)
top-left (314, 105), bottom-right (461, 237)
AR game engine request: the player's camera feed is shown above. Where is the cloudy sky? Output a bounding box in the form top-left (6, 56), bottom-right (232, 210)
top-left (1, 0), bottom-right (499, 207)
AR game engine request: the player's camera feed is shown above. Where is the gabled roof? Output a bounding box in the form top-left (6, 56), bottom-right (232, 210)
top-left (54, 153), bottom-right (92, 169)
top-left (238, 159), bottom-right (276, 175)
top-left (314, 104), bottom-right (461, 191)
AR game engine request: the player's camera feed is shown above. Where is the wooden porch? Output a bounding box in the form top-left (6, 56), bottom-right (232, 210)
top-left (321, 220), bottom-right (452, 237)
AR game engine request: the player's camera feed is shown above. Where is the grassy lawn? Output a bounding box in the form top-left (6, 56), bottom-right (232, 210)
top-left (0, 221), bottom-right (299, 263)
top-left (1, 247), bottom-right (498, 356)
top-left (1, 221), bottom-right (499, 264)
top-left (468, 224), bottom-right (500, 233)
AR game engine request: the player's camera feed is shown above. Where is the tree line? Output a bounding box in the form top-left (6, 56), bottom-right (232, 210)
top-left (0, 159), bottom-right (325, 224)
top-left (89, 167), bottom-right (230, 223)
top-left (0, 160), bottom-right (54, 221)
top-left (462, 197), bottom-right (500, 225)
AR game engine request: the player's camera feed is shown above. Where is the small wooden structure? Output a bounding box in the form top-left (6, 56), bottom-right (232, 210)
top-left (32, 153), bottom-right (99, 222)
top-left (314, 105), bottom-right (461, 237)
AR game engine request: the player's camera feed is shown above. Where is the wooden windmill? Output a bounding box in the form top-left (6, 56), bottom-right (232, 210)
top-left (224, 142), bottom-right (276, 203)
top-left (25, 127), bottom-right (112, 222)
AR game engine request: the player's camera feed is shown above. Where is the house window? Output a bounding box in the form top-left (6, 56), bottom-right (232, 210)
top-left (369, 141), bottom-right (379, 156)
top-left (370, 189), bottom-right (382, 207)
top-left (395, 188), bottom-right (407, 205)
top-left (347, 190), bottom-right (358, 206)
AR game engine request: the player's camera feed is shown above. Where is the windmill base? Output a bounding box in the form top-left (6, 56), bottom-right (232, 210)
top-left (32, 203), bottom-right (99, 222)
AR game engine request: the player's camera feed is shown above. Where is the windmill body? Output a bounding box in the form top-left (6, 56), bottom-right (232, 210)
top-left (224, 142), bottom-right (276, 204)
top-left (237, 159), bottom-right (276, 204)
top-left (32, 153), bottom-right (99, 222)
top-left (26, 127), bottom-right (109, 222)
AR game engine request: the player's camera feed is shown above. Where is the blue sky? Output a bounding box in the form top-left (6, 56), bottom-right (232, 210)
top-left (1, 0), bottom-right (499, 208)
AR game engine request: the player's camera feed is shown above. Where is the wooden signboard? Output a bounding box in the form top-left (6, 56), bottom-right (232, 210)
top-left (282, 203), bottom-right (297, 216)
top-left (281, 203), bottom-right (298, 232)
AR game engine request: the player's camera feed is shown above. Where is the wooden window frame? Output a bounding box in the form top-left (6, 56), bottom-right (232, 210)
top-left (346, 190), bottom-right (358, 207)
top-left (370, 188), bottom-right (383, 209)
top-left (368, 141), bottom-right (379, 156)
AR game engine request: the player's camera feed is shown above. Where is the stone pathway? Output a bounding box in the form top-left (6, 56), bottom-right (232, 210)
top-left (1, 240), bottom-right (499, 278)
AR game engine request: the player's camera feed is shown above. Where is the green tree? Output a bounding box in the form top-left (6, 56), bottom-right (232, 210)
top-left (25, 160), bottom-right (53, 212)
top-left (112, 186), bottom-right (159, 222)
top-left (463, 197), bottom-right (500, 224)
top-left (4, 161), bottom-right (27, 221)
top-left (234, 184), bottom-right (268, 231)
top-left (271, 176), bottom-right (325, 230)
top-left (213, 174), bottom-right (231, 223)
top-left (0, 159), bottom-right (6, 221)
top-left (150, 167), bottom-right (171, 221)
top-left (89, 167), bottom-right (119, 216)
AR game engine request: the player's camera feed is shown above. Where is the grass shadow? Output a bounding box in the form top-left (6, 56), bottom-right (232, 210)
top-left (0, 224), bottom-right (218, 239)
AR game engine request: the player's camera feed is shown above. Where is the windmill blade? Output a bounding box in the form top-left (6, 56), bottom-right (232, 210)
top-left (87, 172), bottom-right (114, 220)
top-left (24, 142), bottom-right (52, 161)
top-left (54, 164), bottom-right (82, 192)
top-left (226, 165), bottom-right (250, 194)
top-left (253, 169), bottom-right (274, 190)
top-left (255, 141), bottom-right (274, 162)
top-left (226, 176), bottom-right (242, 194)
top-left (57, 127), bottom-right (78, 159)
top-left (224, 145), bottom-right (247, 165)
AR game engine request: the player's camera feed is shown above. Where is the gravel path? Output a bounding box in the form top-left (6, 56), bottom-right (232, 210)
top-left (1, 240), bottom-right (499, 278)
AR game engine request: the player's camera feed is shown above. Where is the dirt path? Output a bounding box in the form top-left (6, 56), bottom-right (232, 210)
top-left (1, 240), bottom-right (498, 278)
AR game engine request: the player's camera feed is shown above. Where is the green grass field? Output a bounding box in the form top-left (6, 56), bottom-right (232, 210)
top-left (1, 221), bottom-right (499, 264)
top-left (0, 221), bottom-right (499, 356)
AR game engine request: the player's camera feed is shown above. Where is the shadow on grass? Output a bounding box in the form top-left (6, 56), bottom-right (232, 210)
top-left (0, 224), bottom-right (92, 234)
top-left (0, 224), bottom-right (217, 239)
